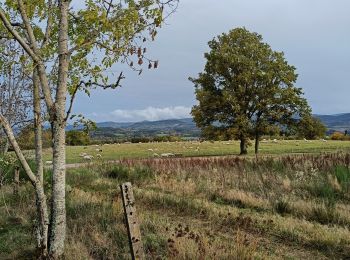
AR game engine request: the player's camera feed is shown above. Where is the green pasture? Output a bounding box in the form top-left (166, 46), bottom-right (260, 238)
top-left (42, 140), bottom-right (350, 164)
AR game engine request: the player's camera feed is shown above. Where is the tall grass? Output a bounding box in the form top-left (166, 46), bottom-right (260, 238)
top-left (1, 152), bottom-right (350, 258)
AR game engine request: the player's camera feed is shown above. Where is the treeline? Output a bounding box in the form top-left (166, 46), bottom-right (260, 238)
top-left (11, 125), bottom-right (186, 148)
top-left (5, 123), bottom-right (350, 151)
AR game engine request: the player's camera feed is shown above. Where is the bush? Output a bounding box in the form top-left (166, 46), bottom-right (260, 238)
top-left (66, 130), bottom-right (90, 146)
top-left (330, 132), bottom-right (350, 141)
top-left (16, 125), bottom-right (52, 150)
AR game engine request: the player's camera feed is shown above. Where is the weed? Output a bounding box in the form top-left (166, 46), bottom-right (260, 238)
top-left (273, 198), bottom-right (292, 215)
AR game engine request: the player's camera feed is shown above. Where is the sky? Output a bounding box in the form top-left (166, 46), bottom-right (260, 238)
top-left (72, 0), bottom-right (350, 122)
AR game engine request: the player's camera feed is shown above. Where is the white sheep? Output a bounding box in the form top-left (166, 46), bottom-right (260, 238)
top-left (160, 153), bottom-right (175, 158)
top-left (79, 152), bottom-right (88, 157)
top-left (83, 155), bottom-right (94, 161)
top-left (45, 161), bottom-right (53, 165)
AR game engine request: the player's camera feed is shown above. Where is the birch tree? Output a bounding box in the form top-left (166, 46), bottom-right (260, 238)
top-left (0, 0), bottom-right (178, 258)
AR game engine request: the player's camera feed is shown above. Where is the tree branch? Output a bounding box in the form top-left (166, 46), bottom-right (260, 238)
top-left (88, 71), bottom-right (124, 90)
top-left (65, 72), bottom-right (124, 121)
top-left (41, 0), bottom-right (54, 48)
top-left (65, 82), bottom-right (82, 122)
top-left (0, 8), bottom-right (38, 62)
top-left (17, 0), bottom-right (40, 53)
top-left (0, 114), bottom-right (38, 185)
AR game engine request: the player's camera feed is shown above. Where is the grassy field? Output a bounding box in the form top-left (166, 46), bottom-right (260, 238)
top-left (42, 139), bottom-right (350, 164)
top-left (1, 152), bottom-right (350, 259)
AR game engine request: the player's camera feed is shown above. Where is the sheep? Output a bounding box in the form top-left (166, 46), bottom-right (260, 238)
top-left (153, 153), bottom-right (160, 157)
top-left (160, 153), bottom-right (175, 158)
top-left (45, 160), bottom-right (53, 165)
top-left (79, 152), bottom-right (88, 157)
top-left (83, 155), bottom-right (94, 161)
top-left (96, 154), bottom-right (102, 159)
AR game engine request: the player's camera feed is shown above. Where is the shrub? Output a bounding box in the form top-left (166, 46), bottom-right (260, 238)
top-left (330, 132), bottom-right (350, 141)
top-left (66, 130), bottom-right (91, 146)
top-left (273, 198), bottom-right (292, 215)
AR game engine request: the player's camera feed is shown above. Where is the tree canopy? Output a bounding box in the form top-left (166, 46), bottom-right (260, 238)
top-left (191, 28), bottom-right (311, 154)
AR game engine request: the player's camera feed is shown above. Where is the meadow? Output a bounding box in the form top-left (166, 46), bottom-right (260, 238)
top-left (44, 139), bottom-right (350, 164)
top-left (1, 141), bottom-right (350, 259)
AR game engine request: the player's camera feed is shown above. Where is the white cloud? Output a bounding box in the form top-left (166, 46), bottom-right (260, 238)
top-left (89, 106), bottom-right (191, 122)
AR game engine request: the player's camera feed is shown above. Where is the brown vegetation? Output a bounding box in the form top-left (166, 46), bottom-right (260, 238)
top-left (1, 152), bottom-right (350, 259)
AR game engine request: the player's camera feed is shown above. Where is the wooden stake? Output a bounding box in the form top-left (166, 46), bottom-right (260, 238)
top-left (120, 182), bottom-right (144, 260)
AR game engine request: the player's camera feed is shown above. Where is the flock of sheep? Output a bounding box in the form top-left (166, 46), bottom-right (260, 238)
top-left (78, 145), bottom-right (105, 161)
top-left (42, 139), bottom-right (331, 165)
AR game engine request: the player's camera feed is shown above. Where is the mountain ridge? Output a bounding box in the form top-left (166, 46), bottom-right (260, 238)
top-left (67, 114), bottom-right (350, 140)
top-left (92, 113), bottom-right (350, 131)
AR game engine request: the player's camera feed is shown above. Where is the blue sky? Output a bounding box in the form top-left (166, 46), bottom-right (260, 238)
top-left (72, 0), bottom-right (350, 122)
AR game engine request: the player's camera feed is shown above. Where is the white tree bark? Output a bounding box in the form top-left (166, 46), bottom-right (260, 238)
top-left (33, 68), bottom-right (44, 184)
top-left (48, 1), bottom-right (69, 257)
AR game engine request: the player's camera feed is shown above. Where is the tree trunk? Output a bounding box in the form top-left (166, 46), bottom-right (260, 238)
top-left (33, 68), bottom-right (44, 184)
top-left (240, 137), bottom-right (248, 155)
top-left (33, 68), bottom-right (49, 255)
top-left (255, 132), bottom-right (260, 154)
top-left (48, 1), bottom-right (69, 257)
top-left (48, 122), bottom-right (66, 257)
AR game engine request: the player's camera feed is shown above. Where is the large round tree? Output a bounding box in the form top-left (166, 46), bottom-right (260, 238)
top-left (191, 28), bottom-right (310, 155)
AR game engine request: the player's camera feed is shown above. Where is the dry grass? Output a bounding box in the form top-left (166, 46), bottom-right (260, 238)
top-left (1, 152), bottom-right (350, 259)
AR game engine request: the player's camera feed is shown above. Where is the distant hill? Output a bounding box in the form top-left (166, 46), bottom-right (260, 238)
top-left (90, 118), bottom-right (200, 140)
top-left (314, 113), bottom-right (350, 133)
top-left (66, 114), bottom-right (350, 140)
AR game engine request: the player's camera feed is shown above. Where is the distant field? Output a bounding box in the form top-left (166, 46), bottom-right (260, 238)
top-left (42, 140), bottom-right (350, 164)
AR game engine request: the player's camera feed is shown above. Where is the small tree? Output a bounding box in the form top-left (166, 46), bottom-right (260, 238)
top-left (66, 130), bottom-right (90, 146)
top-left (191, 28), bottom-right (310, 155)
top-left (0, 1), bottom-right (178, 257)
top-left (296, 116), bottom-right (326, 139)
